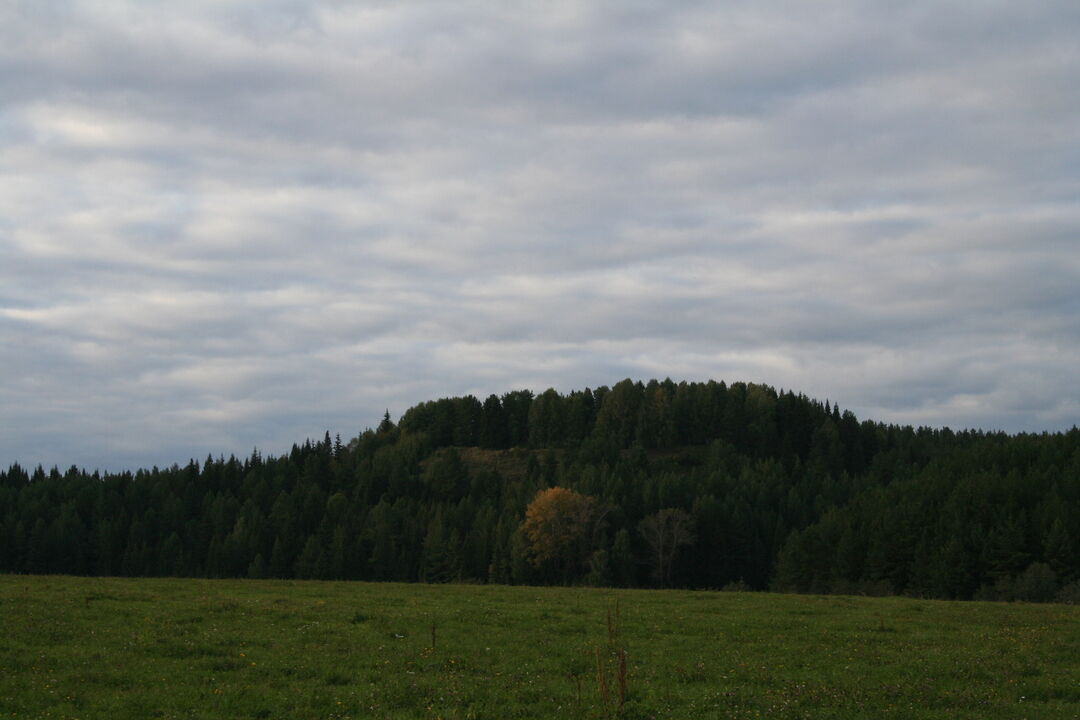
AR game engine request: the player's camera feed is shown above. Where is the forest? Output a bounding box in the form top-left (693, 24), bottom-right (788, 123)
top-left (2, 378), bottom-right (1079, 602)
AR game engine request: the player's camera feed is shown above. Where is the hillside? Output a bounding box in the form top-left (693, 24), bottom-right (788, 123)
top-left (2, 379), bottom-right (1079, 600)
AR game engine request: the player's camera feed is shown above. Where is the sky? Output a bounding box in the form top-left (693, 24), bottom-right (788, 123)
top-left (2, 1), bottom-right (1079, 471)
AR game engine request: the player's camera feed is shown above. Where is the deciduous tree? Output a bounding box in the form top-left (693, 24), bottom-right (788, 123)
top-left (521, 487), bottom-right (598, 582)
top-left (639, 508), bottom-right (695, 587)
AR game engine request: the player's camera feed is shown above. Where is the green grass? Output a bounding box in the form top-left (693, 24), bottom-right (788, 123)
top-left (2, 576), bottom-right (1079, 719)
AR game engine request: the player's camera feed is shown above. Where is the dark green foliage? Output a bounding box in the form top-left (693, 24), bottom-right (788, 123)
top-left (2, 379), bottom-right (1078, 600)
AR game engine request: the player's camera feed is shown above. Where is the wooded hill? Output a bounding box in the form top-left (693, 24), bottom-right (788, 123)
top-left (3, 379), bottom-right (1078, 601)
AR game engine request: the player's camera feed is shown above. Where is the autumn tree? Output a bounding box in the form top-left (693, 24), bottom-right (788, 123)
top-left (521, 487), bottom-right (600, 582)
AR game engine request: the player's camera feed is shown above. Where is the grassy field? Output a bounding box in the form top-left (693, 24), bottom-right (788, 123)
top-left (2, 576), bottom-right (1079, 719)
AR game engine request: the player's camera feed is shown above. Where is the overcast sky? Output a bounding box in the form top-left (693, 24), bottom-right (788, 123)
top-left (2, 1), bottom-right (1079, 471)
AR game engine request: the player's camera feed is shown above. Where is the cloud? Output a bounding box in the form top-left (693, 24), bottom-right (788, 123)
top-left (2, 0), bottom-right (1078, 469)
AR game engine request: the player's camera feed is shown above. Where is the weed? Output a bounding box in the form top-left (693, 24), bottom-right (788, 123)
top-left (872, 616), bottom-right (897, 633)
top-left (594, 646), bottom-right (610, 707)
top-left (595, 600), bottom-right (630, 715)
top-left (617, 648), bottom-right (628, 709)
top-left (325, 673), bottom-right (350, 686)
top-left (607, 597), bottom-right (621, 644)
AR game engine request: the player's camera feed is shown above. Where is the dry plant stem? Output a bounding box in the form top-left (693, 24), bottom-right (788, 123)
top-left (595, 647), bottom-right (610, 707)
top-left (617, 649), bottom-right (627, 710)
top-left (607, 598), bottom-right (622, 644)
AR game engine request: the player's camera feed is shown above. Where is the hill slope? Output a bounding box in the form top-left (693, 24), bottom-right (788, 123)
top-left (2, 379), bottom-right (1078, 599)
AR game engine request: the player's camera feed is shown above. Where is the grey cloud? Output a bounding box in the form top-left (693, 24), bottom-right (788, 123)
top-left (2, 0), bottom-right (1078, 469)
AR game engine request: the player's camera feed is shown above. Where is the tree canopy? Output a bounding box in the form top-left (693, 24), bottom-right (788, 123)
top-left (2, 378), bottom-right (1078, 601)
top-left (521, 486), bottom-right (599, 581)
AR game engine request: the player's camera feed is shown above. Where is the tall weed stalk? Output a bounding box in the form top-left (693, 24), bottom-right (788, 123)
top-left (594, 599), bottom-right (628, 715)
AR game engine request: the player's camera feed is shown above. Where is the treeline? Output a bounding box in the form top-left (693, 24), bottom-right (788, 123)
top-left (774, 432), bottom-right (1080, 601)
top-left (2, 379), bottom-right (1078, 601)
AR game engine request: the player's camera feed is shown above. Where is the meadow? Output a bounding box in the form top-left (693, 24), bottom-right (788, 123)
top-left (2, 575), bottom-right (1079, 719)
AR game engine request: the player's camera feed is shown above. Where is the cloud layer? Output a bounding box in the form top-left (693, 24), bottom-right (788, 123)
top-left (3, 1), bottom-right (1079, 469)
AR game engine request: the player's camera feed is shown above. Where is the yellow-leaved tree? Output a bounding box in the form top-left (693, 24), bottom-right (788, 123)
top-left (521, 487), bottom-right (599, 582)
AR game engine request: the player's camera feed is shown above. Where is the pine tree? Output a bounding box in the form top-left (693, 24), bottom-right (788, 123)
top-left (294, 536), bottom-right (320, 579)
top-left (1044, 517), bottom-right (1078, 582)
top-left (610, 529), bottom-right (635, 587)
top-left (248, 553), bottom-right (267, 579)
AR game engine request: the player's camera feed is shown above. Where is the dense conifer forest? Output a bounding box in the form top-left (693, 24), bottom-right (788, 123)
top-left (3, 379), bottom-right (1078, 601)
